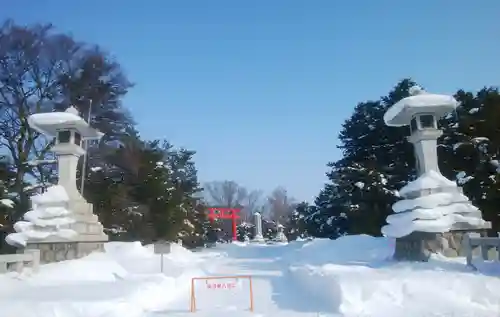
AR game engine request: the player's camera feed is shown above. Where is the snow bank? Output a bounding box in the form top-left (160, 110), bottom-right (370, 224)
top-left (287, 235), bottom-right (500, 317)
top-left (0, 241), bottom-right (206, 317)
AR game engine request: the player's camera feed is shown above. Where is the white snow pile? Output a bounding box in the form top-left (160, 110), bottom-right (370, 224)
top-left (286, 235), bottom-right (500, 317)
top-left (382, 170), bottom-right (488, 238)
top-left (5, 185), bottom-right (77, 247)
top-left (1, 198), bottom-right (14, 208)
top-left (0, 241), bottom-right (206, 317)
top-left (398, 170), bottom-right (456, 196)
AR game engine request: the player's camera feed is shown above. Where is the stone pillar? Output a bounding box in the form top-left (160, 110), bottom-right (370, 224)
top-left (57, 154), bottom-right (81, 200)
top-left (253, 212), bottom-right (265, 242)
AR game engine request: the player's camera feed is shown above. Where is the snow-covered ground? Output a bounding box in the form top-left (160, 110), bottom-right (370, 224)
top-left (1, 236), bottom-right (499, 317)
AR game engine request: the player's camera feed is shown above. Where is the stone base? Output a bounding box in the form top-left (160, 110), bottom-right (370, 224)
top-left (21, 240), bottom-right (106, 264)
top-left (394, 232), bottom-right (434, 262)
top-left (251, 235), bottom-right (266, 244)
top-left (394, 229), bottom-right (490, 262)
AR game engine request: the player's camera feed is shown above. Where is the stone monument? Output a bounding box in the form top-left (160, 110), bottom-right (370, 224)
top-left (382, 86), bottom-right (491, 261)
top-left (6, 106), bottom-right (108, 263)
top-left (252, 212), bottom-right (265, 243)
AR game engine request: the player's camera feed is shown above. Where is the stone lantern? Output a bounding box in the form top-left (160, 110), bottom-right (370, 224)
top-left (385, 85), bottom-right (453, 176)
top-left (18, 106), bottom-right (109, 261)
top-left (29, 106), bottom-right (103, 199)
top-left (382, 86), bottom-right (490, 261)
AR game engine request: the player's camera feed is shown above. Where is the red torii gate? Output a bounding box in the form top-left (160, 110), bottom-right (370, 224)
top-left (207, 207), bottom-right (241, 241)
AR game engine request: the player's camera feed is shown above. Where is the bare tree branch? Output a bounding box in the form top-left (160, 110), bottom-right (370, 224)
top-left (267, 187), bottom-right (297, 224)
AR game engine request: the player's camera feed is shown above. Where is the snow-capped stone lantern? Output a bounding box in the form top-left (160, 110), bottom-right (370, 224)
top-left (382, 86), bottom-right (490, 261)
top-left (6, 106), bottom-right (109, 263)
top-left (274, 222), bottom-right (288, 243)
top-left (30, 107), bottom-right (102, 199)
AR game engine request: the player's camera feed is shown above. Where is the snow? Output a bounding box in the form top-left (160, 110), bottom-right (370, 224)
top-left (287, 236), bottom-right (500, 317)
top-left (25, 159), bottom-right (57, 166)
top-left (1, 198), bottom-right (14, 208)
top-left (387, 202), bottom-right (480, 223)
top-left (456, 171), bottom-right (474, 185)
top-left (0, 241), bottom-right (208, 317)
top-left (354, 181), bottom-right (364, 189)
top-left (383, 86), bottom-right (458, 126)
top-left (5, 185), bottom-right (77, 247)
top-left (391, 191), bottom-right (469, 213)
top-left (398, 170), bottom-right (457, 196)
top-left (472, 136), bottom-right (489, 143)
top-left (383, 171), bottom-right (489, 238)
top-left (2, 236), bottom-right (499, 317)
top-left (490, 160), bottom-right (500, 173)
top-left (28, 107), bottom-right (103, 139)
top-left (382, 212), bottom-right (486, 237)
top-left (28, 110), bottom-right (83, 130)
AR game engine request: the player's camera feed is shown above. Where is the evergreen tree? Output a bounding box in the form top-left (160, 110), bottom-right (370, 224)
top-left (313, 79), bottom-right (417, 236)
top-left (0, 20), bottom-right (134, 231)
top-left (262, 218), bottom-right (277, 240)
top-left (440, 87), bottom-right (500, 234)
top-left (286, 201), bottom-right (313, 240)
top-left (236, 222), bottom-right (254, 242)
top-left (311, 185), bottom-right (348, 238)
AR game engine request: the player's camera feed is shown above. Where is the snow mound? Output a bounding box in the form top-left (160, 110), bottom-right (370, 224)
top-left (287, 235), bottom-right (500, 317)
top-left (1, 198), bottom-right (14, 208)
top-left (382, 170), bottom-right (489, 238)
top-left (0, 241), bottom-right (206, 317)
top-left (5, 185), bottom-right (76, 247)
top-left (284, 235), bottom-right (393, 266)
top-left (391, 191), bottom-right (469, 212)
top-left (399, 170), bottom-right (456, 196)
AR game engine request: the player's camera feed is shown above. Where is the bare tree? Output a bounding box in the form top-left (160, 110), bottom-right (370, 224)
top-left (203, 181), bottom-right (263, 221)
top-left (241, 189), bottom-right (263, 222)
top-left (0, 20), bottom-right (132, 226)
top-left (267, 187), bottom-right (296, 224)
top-left (204, 181), bottom-right (247, 207)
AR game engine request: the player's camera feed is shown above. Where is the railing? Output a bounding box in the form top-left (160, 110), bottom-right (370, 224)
top-left (0, 249), bottom-right (40, 274)
top-left (462, 233), bottom-right (500, 269)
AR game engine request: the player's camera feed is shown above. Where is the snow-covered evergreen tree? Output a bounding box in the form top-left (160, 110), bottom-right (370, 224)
top-left (237, 221), bottom-right (255, 242)
top-left (313, 79), bottom-right (417, 236)
top-left (439, 87), bottom-right (500, 233)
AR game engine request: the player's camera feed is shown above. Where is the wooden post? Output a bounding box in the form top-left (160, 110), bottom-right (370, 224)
top-left (249, 276), bottom-right (254, 312)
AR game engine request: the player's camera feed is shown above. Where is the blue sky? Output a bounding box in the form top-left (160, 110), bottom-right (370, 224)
top-left (3, 1), bottom-right (500, 202)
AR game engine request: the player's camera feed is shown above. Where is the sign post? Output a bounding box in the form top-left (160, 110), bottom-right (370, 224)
top-left (154, 241), bottom-right (171, 273)
top-left (207, 207), bottom-right (241, 241)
